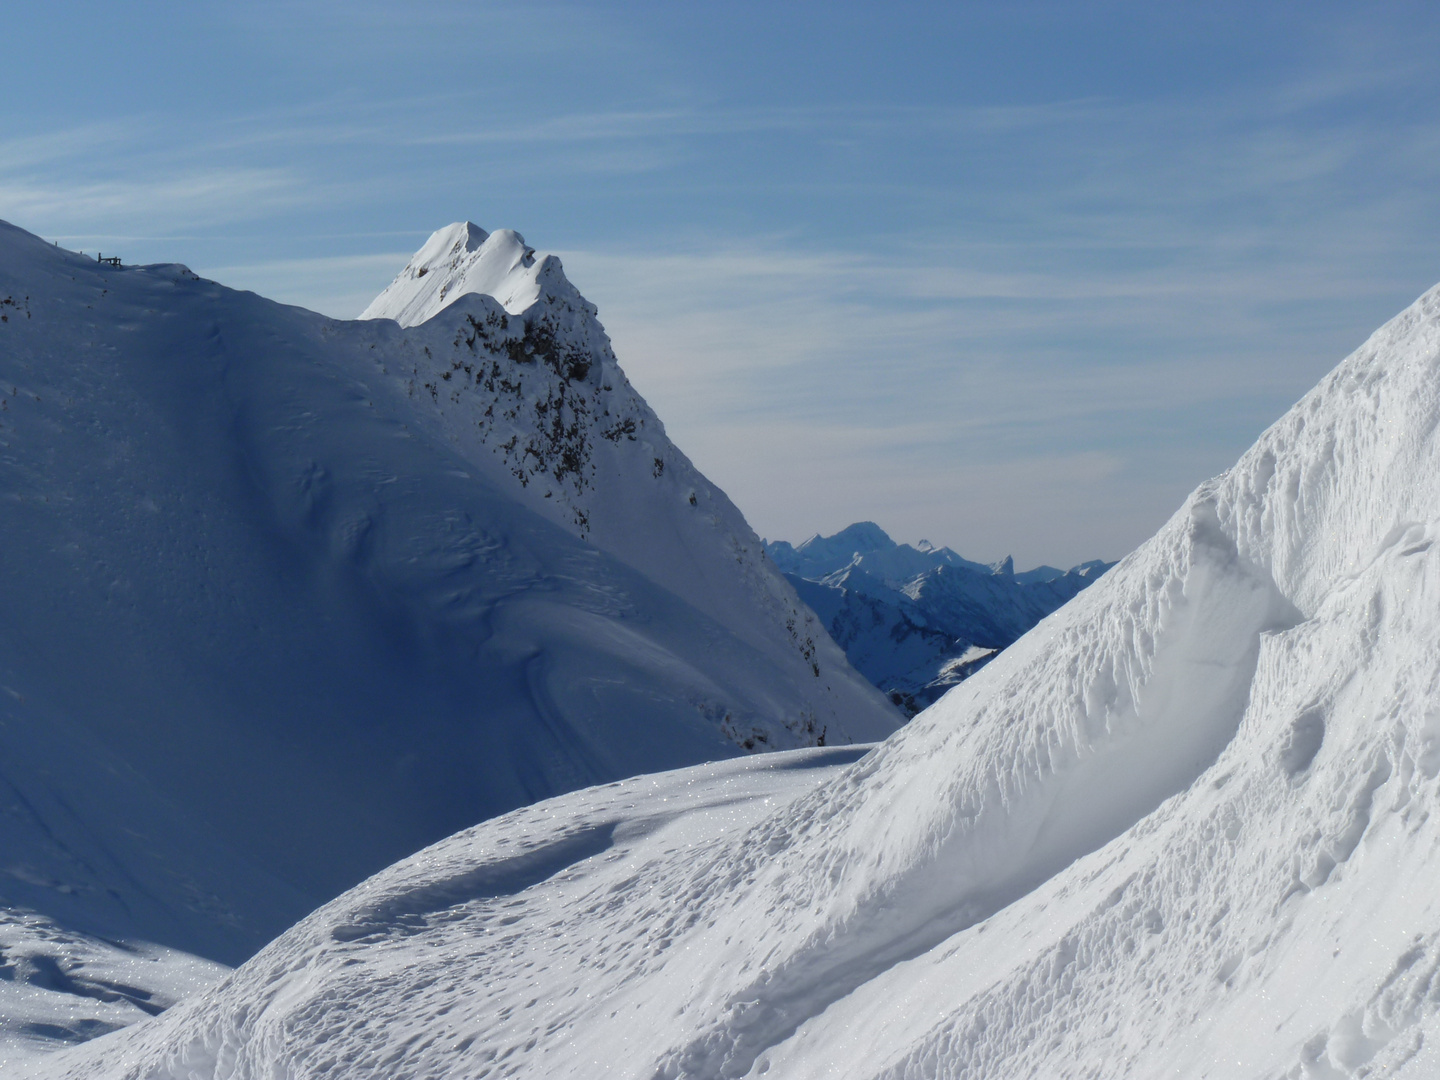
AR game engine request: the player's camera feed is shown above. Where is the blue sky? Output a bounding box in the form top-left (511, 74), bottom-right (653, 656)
top-left (5, 1), bottom-right (1440, 566)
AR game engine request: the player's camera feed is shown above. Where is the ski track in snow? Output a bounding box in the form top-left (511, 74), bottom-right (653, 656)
top-left (20, 233), bottom-right (1440, 1078)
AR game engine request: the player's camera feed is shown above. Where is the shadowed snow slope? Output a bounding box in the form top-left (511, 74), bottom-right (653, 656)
top-left (0, 218), bottom-right (898, 1062)
top-left (41, 280), bottom-right (1440, 1079)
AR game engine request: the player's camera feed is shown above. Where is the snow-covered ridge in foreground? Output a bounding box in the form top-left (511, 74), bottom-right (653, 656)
top-left (38, 288), bottom-right (1440, 1079)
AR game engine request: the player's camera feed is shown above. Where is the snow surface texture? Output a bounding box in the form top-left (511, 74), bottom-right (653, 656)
top-left (39, 281), bottom-right (1440, 1079)
top-left (0, 914), bottom-right (224, 1065)
top-left (769, 522), bottom-right (1112, 714)
top-left (0, 220), bottom-right (897, 1060)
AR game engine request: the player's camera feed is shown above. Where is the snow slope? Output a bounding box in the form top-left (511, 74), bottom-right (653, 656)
top-left (772, 523), bottom-right (1112, 712)
top-left (0, 914), bottom-right (224, 1065)
top-left (0, 219), bottom-right (896, 1059)
top-left (43, 280), bottom-right (1440, 1079)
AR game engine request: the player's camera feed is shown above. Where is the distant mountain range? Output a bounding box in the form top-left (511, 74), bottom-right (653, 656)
top-left (767, 522), bottom-right (1113, 713)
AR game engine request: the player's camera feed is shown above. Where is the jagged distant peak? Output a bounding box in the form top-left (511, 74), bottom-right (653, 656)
top-left (771, 520), bottom-right (1109, 588)
top-left (798, 520), bottom-right (896, 554)
top-left (769, 520), bottom-right (996, 583)
top-left (360, 221), bottom-right (574, 327)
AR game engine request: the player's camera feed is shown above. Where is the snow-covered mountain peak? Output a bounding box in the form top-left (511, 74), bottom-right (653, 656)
top-left (359, 221), bottom-right (568, 326)
top-left (805, 521), bottom-right (894, 556)
top-left (769, 521), bottom-right (994, 584)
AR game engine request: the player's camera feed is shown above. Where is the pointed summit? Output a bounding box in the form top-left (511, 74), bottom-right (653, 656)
top-left (793, 521), bottom-right (896, 562)
top-left (360, 221), bottom-right (570, 326)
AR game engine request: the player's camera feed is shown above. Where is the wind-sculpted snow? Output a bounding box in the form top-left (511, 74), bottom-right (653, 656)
top-left (0, 912), bottom-right (224, 1063)
top-left (30, 282), bottom-right (1440, 1077)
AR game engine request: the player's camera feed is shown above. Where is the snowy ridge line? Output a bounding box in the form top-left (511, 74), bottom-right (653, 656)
top-left (669, 286), bottom-right (1440, 1076)
top-left (747, 283), bottom-right (1440, 1078)
top-left (1218, 286), bottom-right (1440, 613)
top-left (652, 492), bottom-right (1303, 1078)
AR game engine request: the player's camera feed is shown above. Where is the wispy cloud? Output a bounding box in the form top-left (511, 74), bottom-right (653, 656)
top-left (6, 3), bottom-right (1440, 566)
top-left (0, 123), bottom-right (149, 171)
top-left (554, 193), bottom-right (1429, 566)
top-left (0, 169), bottom-right (310, 232)
top-left (200, 252), bottom-right (412, 320)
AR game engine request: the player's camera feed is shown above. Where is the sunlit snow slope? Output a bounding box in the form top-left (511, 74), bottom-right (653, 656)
top-left (46, 280), bottom-right (1440, 1079)
top-left (0, 218), bottom-right (897, 1060)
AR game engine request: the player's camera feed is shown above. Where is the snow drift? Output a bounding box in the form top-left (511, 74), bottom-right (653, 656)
top-left (0, 218), bottom-right (899, 1060)
top-left (39, 278), bottom-right (1440, 1079)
